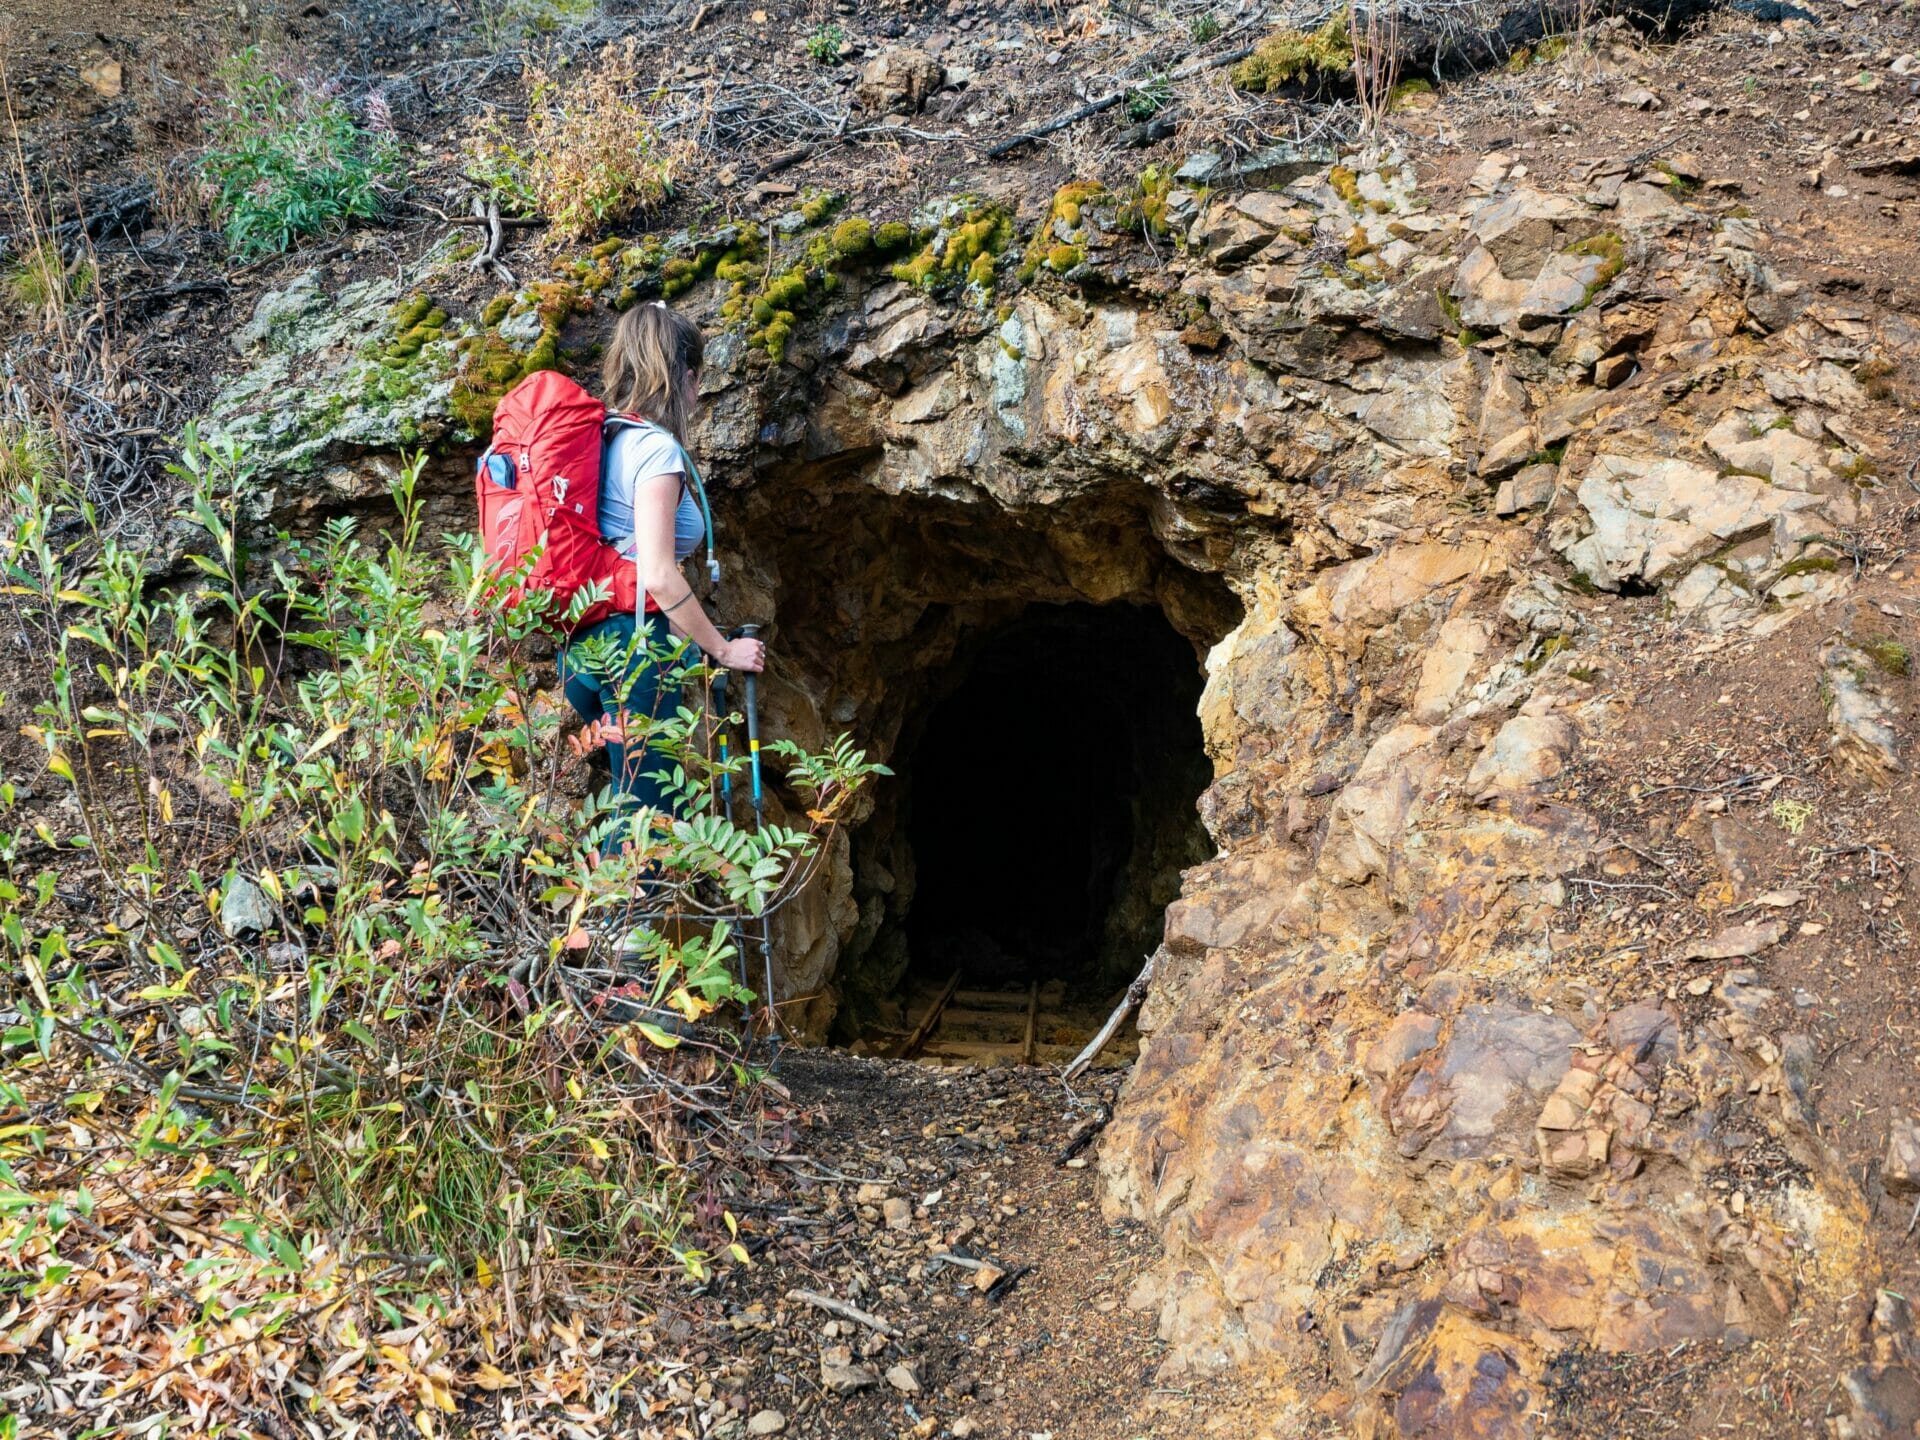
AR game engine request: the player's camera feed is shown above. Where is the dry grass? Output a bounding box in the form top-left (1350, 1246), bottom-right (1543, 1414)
top-left (521, 37), bottom-right (692, 240)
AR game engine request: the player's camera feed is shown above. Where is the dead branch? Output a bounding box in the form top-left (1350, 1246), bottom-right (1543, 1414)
top-left (988, 44), bottom-right (1256, 159)
top-left (468, 194), bottom-right (517, 287)
top-left (785, 1288), bottom-right (904, 1340)
top-left (1063, 952), bottom-right (1157, 1081)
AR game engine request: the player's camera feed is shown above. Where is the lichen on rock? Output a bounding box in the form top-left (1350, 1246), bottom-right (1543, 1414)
top-left (206, 239), bottom-right (470, 475)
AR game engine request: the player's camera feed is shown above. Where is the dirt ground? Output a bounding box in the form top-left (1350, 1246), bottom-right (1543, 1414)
top-left (649, 1050), bottom-right (1267, 1440)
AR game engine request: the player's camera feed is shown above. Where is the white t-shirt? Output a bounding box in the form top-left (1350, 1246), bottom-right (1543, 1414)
top-left (599, 425), bottom-right (705, 564)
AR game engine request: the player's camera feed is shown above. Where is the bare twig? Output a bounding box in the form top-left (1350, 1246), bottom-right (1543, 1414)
top-left (987, 43), bottom-right (1256, 159)
top-left (1063, 952), bottom-right (1157, 1081)
top-left (785, 1287), bottom-right (904, 1340)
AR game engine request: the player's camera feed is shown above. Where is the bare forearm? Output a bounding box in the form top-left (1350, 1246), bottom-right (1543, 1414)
top-left (645, 568), bottom-right (725, 657)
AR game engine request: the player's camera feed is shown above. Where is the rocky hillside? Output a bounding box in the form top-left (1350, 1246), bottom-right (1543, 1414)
top-left (4, 1), bottom-right (1920, 1436)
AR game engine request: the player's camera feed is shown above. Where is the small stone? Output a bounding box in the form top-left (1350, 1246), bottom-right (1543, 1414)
top-left (854, 47), bottom-right (944, 115)
top-left (886, 1363), bottom-right (922, 1393)
top-left (1593, 353), bottom-right (1638, 389)
top-left (219, 876), bottom-right (275, 939)
top-left (1614, 84), bottom-right (1660, 110)
top-left (747, 1411), bottom-right (787, 1437)
top-left (972, 1262), bottom-right (1007, 1293)
top-left (820, 1345), bottom-right (879, 1395)
top-left (79, 58), bottom-right (123, 98)
top-left (1478, 425), bottom-right (1539, 479)
top-left (855, 1182), bottom-right (889, 1205)
top-left (883, 1196), bottom-right (913, 1230)
top-left (1886, 1116), bottom-right (1920, 1195)
top-left (952, 1420), bottom-right (981, 1439)
top-left (1681, 919), bottom-right (1787, 962)
top-left (1176, 151), bottom-right (1224, 185)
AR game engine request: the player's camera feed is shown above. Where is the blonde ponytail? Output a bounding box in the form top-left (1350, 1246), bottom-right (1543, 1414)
top-left (602, 302), bottom-right (705, 443)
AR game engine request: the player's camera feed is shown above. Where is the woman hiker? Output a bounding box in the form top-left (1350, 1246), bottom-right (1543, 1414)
top-left (562, 301), bottom-right (766, 858)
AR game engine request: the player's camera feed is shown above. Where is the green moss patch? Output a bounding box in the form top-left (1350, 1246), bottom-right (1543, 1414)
top-left (1860, 637), bottom-right (1912, 676)
top-left (714, 207), bottom-right (908, 362)
top-left (1388, 77), bottom-right (1435, 111)
top-left (1019, 181), bottom-right (1106, 281)
top-left (1565, 231), bottom-right (1626, 310)
top-left (1115, 164), bottom-right (1176, 238)
top-left (1770, 553), bottom-right (1841, 581)
top-left (379, 293), bottom-right (450, 365)
top-left (891, 200), bottom-right (1013, 300)
top-left (450, 280), bottom-right (590, 431)
top-left (1230, 16), bottom-right (1353, 93)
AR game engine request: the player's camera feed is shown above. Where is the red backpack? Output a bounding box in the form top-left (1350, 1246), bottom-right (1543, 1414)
top-left (474, 371), bottom-right (716, 632)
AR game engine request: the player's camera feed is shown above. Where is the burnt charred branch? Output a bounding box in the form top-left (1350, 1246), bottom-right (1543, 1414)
top-left (1386, 0), bottom-right (1813, 81)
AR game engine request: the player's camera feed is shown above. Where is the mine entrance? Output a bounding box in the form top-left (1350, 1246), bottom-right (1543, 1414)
top-left (863, 602), bottom-right (1213, 1065)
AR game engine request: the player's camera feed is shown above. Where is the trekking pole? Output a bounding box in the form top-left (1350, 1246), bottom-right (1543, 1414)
top-left (712, 667), bottom-right (734, 821)
top-left (734, 624), bottom-right (778, 1044)
top-left (710, 667), bottom-right (751, 996)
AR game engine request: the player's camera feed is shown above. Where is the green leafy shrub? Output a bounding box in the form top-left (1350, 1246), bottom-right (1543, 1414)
top-left (0, 434), bottom-right (885, 1358)
top-left (1126, 74), bottom-right (1171, 121)
top-left (199, 47), bottom-right (399, 261)
top-left (1190, 13), bottom-right (1222, 43)
top-left (460, 108), bottom-right (541, 216)
top-left (806, 24), bottom-right (846, 63)
top-left (479, 0), bottom-right (597, 43)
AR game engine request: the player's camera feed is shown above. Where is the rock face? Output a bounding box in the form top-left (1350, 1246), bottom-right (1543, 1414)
top-left (208, 148), bottom-right (1914, 1436)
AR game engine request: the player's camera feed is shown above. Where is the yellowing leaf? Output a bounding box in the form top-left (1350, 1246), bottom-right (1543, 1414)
top-left (634, 1021), bottom-right (681, 1050)
top-left (300, 723), bottom-right (351, 764)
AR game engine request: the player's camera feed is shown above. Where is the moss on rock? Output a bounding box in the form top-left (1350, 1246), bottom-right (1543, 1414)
top-left (1566, 231), bottom-right (1626, 310)
top-left (449, 280), bottom-right (591, 431)
top-left (1123, 166), bottom-right (1173, 236)
top-left (380, 294), bottom-right (451, 365)
top-left (1019, 182), bottom-right (1106, 281)
top-left (892, 200), bottom-right (1012, 300)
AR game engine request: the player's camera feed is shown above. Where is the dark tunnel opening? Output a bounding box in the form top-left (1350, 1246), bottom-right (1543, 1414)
top-left (896, 602), bottom-right (1213, 1012)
